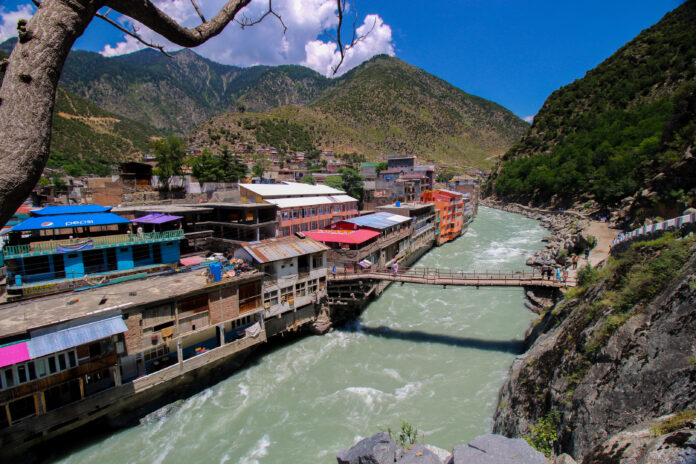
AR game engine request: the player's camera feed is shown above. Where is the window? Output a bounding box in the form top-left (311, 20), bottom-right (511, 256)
top-left (312, 255), bottom-right (323, 269)
top-left (310, 221), bottom-right (317, 230)
top-left (334, 205), bottom-right (341, 213)
top-left (301, 222), bottom-right (309, 232)
top-left (1, 349), bottom-right (78, 391)
top-left (295, 281), bottom-right (306, 297)
top-left (280, 286), bottom-right (293, 303)
top-left (281, 211), bottom-right (290, 220)
top-left (309, 279), bottom-right (319, 293)
top-left (281, 227), bottom-right (290, 236)
top-left (263, 290), bottom-right (279, 307)
top-left (291, 209), bottom-right (299, 219)
top-left (309, 208), bottom-right (316, 216)
top-left (292, 224), bottom-right (300, 234)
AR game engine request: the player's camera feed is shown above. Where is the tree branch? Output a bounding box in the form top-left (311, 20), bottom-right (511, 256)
top-left (105, 0), bottom-right (253, 48)
top-left (235, 0), bottom-right (286, 34)
top-left (96, 9), bottom-right (173, 57)
top-left (190, 0), bottom-right (206, 23)
top-left (329, 0), bottom-right (374, 75)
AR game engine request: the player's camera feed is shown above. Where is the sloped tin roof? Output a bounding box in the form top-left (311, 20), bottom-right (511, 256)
top-left (241, 236), bottom-right (329, 263)
top-left (27, 315), bottom-right (128, 358)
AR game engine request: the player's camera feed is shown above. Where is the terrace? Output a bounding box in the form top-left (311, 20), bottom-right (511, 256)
top-left (3, 230), bottom-right (185, 259)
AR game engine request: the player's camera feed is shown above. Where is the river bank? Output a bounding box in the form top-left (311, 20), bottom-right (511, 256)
top-left (48, 206), bottom-right (547, 464)
top-left (480, 198), bottom-right (619, 280)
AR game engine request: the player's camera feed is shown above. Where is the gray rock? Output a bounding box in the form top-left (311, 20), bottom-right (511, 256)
top-left (337, 432), bottom-right (402, 464)
top-left (450, 434), bottom-right (546, 464)
top-left (396, 444), bottom-right (442, 464)
top-left (543, 454), bottom-right (577, 464)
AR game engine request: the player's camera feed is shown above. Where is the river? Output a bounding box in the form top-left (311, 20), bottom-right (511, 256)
top-left (52, 206), bottom-right (546, 463)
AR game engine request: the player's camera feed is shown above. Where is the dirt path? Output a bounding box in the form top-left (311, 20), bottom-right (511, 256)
top-left (567, 221), bottom-right (620, 282)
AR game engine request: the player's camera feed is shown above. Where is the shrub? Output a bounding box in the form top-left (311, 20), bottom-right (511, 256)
top-left (525, 411), bottom-right (560, 457)
top-left (650, 410), bottom-right (696, 436)
top-left (577, 264), bottom-right (599, 287)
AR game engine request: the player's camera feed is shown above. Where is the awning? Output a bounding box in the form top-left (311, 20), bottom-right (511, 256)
top-left (31, 205), bottom-right (113, 216)
top-left (0, 341), bottom-right (30, 369)
top-left (304, 229), bottom-right (381, 245)
top-left (131, 213), bottom-right (183, 224)
top-left (12, 213), bottom-right (131, 231)
top-left (26, 315), bottom-right (128, 359)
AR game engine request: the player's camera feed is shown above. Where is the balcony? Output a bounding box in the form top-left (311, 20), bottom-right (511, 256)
top-left (3, 229), bottom-right (185, 259)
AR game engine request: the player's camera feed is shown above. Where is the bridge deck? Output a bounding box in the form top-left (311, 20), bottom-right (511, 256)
top-left (328, 267), bottom-right (574, 288)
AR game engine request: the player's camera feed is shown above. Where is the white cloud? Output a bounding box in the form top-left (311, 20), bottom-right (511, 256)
top-left (524, 115), bottom-right (535, 123)
top-left (0, 4), bottom-right (35, 44)
top-left (99, 0), bottom-right (394, 76)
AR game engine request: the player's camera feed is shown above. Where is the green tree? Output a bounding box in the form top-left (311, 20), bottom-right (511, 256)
top-left (151, 136), bottom-right (185, 193)
top-left (300, 173), bottom-right (316, 185)
top-left (436, 168), bottom-right (458, 183)
top-left (375, 161), bottom-right (388, 174)
top-left (220, 145), bottom-right (248, 182)
top-left (325, 175), bottom-right (343, 190)
top-left (191, 149), bottom-right (224, 185)
top-left (252, 154), bottom-right (269, 178)
top-left (339, 167), bottom-right (365, 200)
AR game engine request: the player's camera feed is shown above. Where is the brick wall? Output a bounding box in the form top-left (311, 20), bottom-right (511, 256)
top-left (208, 285), bottom-right (239, 325)
top-left (123, 311), bottom-right (143, 353)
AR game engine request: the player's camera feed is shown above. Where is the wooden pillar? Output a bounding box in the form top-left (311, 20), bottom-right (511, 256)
top-left (177, 339), bottom-right (183, 369)
top-left (5, 404), bottom-right (12, 426)
top-left (113, 365), bottom-right (122, 387)
top-left (78, 377), bottom-right (85, 400)
top-left (37, 392), bottom-right (47, 415)
top-left (218, 324), bottom-right (225, 346)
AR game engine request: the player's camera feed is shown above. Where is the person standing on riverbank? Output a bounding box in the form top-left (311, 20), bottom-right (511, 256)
top-left (571, 255), bottom-right (578, 269)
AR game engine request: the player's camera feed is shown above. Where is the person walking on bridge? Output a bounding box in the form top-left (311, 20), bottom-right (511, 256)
top-left (392, 262), bottom-right (399, 276)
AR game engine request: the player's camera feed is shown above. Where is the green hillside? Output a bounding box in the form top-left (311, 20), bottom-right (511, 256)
top-left (491, 0), bottom-right (696, 208)
top-left (190, 56), bottom-right (528, 166)
top-left (58, 49), bottom-right (329, 134)
top-left (48, 88), bottom-right (161, 176)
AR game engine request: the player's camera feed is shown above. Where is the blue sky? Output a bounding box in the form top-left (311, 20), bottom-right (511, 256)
top-left (0, 0), bottom-right (685, 120)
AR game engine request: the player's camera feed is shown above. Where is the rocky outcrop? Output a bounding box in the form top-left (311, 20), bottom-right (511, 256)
top-left (448, 434), bottom-right (546, 464)
top-left (583, 416), bottom-right (696, 464)
top-left (492, 241), bottom-right (696, 461)
top-left (336, 433), bottom-right (545, 464)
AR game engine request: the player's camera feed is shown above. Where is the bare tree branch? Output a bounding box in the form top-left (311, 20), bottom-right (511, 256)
top-left (329, 0), bottom-right (374, 75)
top-left (235, 0), bottom-right (286, 34)
top-left (96, 9), bottom-right (173, 57)
top-left (190, 0), bottom-right (206, 23)
top-left (105, 0), bottom-right (253, 48)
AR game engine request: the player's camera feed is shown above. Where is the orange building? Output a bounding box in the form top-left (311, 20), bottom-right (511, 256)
top-left (420, 189), bottom-right (464, 245)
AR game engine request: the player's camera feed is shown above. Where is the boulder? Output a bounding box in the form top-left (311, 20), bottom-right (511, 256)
top-left (543, 454), bottom-right (577, 464)
top-left (396, 445), bottom-right (442, 464)
top-left (337, 432), bottom-right (403, 464)
top-left (448, 434), bottom-right (546, 464)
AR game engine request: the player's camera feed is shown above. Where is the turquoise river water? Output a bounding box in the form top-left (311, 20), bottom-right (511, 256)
top-left (52, 206), bottom-right (546, 464)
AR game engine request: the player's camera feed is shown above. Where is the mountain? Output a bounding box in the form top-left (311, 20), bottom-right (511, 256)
top-left (1, 40), bottom-right (160, 176)
top-left (48, 88), bottom-right (161, 176)
top-left (189, 55), bottom-right (529, 166)
top-left (490, 0), bottom-right (696, 211)
top-left (58, 48), bottom-right (330, 134)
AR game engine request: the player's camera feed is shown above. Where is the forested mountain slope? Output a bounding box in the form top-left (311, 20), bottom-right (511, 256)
top-left (490, 0), bottom-right (696, 212)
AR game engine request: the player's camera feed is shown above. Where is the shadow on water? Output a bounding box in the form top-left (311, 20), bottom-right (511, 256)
top-left (342, 324), bottom-right (525, 354)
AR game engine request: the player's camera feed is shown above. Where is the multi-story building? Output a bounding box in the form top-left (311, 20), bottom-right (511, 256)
top-left (234, 236), bottom-right (329, 336)
top-left (0, 267), bottom-right (267, 458)
top-left (331, 212), bottom-right (412, 267)
top-left (238, 183), bottom-right (358, 237)
top-left (376, 202), bottom-right (437, 252)
top-left (420, 189), bottom-right (465, 245)
top-left (2, 205), bottom-right (184, 300)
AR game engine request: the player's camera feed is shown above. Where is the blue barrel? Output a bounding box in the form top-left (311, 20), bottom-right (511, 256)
top-left (209, 262), bottom-right (222, 282)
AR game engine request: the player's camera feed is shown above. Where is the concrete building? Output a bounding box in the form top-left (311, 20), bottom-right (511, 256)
top-left (376, 202), bottom-right (437, 252)
top-left (420, 189), bottom-right (465, 245)
top-left (234, 236), bottom-right (329, 336)
top-left (239, 183), bottom-right (358, 237)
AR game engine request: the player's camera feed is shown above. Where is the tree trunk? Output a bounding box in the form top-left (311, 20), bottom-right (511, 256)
top-left (0, 0), bottom-right (101, 228)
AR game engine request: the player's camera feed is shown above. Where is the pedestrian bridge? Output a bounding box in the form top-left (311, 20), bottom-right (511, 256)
top-left (328, 266), bottom-right (574, 288)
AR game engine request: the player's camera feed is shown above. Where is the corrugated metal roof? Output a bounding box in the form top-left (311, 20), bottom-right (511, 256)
top-left (339, 212), bottom-right (412, 230)
top-left (266, 196), bottom-right (334, 208)
top-left (304, 229), bottom-right (380, 245)
top-left (330, 195), bottom-right (358, 203)
top-left (26, 316), bottom-right (127, 358)
top-left (240, 182), bottom-right (345, 197)
top-left (241, 236), bottom-right (329, 263)
top-left (265, 195), bottom-right (357, 209)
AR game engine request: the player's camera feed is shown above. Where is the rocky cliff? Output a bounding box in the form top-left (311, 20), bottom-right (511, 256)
top-left (493, 231), bottom-right (696, 462)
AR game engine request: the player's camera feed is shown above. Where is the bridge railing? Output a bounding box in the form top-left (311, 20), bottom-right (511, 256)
top-left (329, 265), bottom-right (574, 283)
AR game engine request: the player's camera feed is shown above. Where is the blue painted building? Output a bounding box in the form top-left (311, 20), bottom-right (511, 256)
top-left (3, 205), bottom-right (184, 299)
